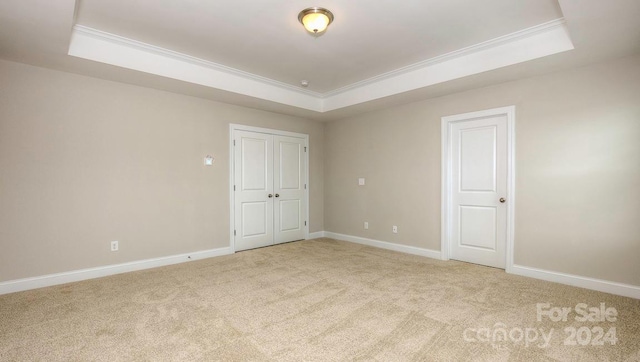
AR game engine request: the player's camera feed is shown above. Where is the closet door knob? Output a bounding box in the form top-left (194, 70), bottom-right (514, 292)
top-left (268, 194), bottom-right (273, 198)
top-left (275, 194), bottom-right (280, 198)
top-left (499, 198), bottom-right (506, 203)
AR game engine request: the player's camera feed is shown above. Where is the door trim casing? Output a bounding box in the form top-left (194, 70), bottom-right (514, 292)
top-left (229, 124), bottom-right (310, 253)
top-left (440, 106), bottom-right (516, 272)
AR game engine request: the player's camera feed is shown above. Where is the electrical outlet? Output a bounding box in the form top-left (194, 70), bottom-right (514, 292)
top-left (111, 240), bottom-right (119, 252)
top-left (364, 221), bottom-right (369, 230)
top-left (392, 225), bottom-right (398, 234)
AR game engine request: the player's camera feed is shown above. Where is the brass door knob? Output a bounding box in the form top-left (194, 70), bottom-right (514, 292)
top-left (499, 198), bottom-right (506, 203)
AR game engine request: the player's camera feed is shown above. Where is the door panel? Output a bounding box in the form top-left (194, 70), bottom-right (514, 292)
top-left (241, 138), bottom-right (269, 190)
top-left (234, 131), bottom-right (273, 251)
top-left (460, 126), bottom-right (497, 192)
top-left (279, 141), bottom-right (301, 189)
top-left (279, 200), bottom-right (301, 231)
top-left (451, 115), bottom-right (507, 268)
top-left (274, 136), bottom-right (305, 244)
top-left (459, 205), bottom-right (497, 250)
top-left (241, 202), bottom-right (268, 237)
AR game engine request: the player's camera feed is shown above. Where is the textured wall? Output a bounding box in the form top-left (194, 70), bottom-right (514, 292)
top-left (0, 59), bottom-right (324, 281)
top-left (324, 55), bottom-right (640, 286)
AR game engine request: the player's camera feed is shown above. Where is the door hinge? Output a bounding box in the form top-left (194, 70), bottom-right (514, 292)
top-left (233, 140), bottom-right (236, 146)
top-left (304, 184), bottom-right (307, 189)
top-left (304, 221), bottom-right (307, 226)
top-left (233, 185), bottom-right (236, 191)
top-left (304, 146), bottom-right (307, 152)
top-left (234, 230), bottom-right (236, 236)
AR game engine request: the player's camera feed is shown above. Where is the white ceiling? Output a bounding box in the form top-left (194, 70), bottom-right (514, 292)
top-left (75, 0), bottom-right (563, 93)
top-left (1, 0), bottom-right (639, 121)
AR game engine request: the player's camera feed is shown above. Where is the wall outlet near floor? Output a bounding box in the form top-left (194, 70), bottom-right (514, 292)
top-left (392, 225), bottom-right (398, 234)
top-left (110, 240), bottom-right (119, 252)
top-left (364, 221), bottom-right (369, 230)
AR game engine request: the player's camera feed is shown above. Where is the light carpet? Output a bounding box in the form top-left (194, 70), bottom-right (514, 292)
top-left (1, 238), bottom-right (639, 361)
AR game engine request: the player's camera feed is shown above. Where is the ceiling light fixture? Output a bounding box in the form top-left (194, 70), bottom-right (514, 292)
top-left (298, 7), bottom-right (334, 35)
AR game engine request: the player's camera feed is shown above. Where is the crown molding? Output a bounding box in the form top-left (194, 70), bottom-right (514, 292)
top-left (72, 25), bottom-right (323, 98)
top-left (322, 18), bottom-right (567, 98)
top-left (69, 19), bottom-right (574, 113)
top-left (69, 25), bottom-right (323, 112)
top-left (321, 19), bottom-right (573, 111)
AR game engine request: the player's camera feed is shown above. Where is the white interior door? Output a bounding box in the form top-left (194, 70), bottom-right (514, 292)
top-left (234, 131), bottom-right (274, 251)
top-left (233, 128), bottom-right (307, 251)
top-left (449, 114), bottom-right (508, 268)
top-left (274, 136), bottom-right (306, 244)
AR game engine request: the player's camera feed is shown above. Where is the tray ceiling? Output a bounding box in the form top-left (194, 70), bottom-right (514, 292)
top-left (1, 0), bottom-right (639, 120)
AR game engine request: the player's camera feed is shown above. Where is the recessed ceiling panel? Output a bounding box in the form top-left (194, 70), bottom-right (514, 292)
top-left (75, 0), bottom-right (563, 93)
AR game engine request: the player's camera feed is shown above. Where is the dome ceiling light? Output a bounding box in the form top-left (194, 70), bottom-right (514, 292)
top-left (298, 7), bottom-right (334, 35)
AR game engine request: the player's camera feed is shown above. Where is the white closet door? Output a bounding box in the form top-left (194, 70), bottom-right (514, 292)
top-left (273, 136), bottom-right (306, 244)
top-left (234, 131), bottom-right (274, 251)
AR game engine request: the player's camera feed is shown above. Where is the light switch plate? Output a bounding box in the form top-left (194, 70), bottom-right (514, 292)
top-left (204, 155), bottom-right (214, 166)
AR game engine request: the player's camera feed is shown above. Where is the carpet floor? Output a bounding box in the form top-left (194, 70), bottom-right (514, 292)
top-left (1, 238), bottom-right (639, 361)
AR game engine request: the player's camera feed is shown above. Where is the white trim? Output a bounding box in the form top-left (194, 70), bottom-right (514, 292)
top-left (313, 22), bottom-right (572, 111)
top-left (229, 126), bottom-right (236, 252)
top-left (230, 124), bottom-right (311, 142)
top-left (320, 230), bottom-right (639, 299)
top-left (324, 232), bottom-right (441, 260)
top-left (440, 106), bottom-right (516, 270)
top-left (5, 235), bottom-right (636, 299)
top-left (511, 264), bottom-right (640, 300)
top-left (323, 19), bottom-right (567, 98)
top-left (229, 124), bottom-right (310, 252)
top-left (70, 25), bottom-right (323, 98)
top-left (69, 25), bottom-right (323, 112)
top-left (0, 247), bottom-right (233, 295)
top-left (440, 124), bottom-right (450, 261)
top-left (68, 20), bottom-right (573, 113)
top-left (506, 108), bottom-right (516, 272)
top-left (308, 231), bottom-right (325, 239)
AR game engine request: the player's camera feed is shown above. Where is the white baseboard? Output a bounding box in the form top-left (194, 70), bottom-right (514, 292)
top-left (0, 247), bottom-right (233, 295)
top-left (4, 236), bottom-right (637, 300)
top-left (511, 264), bottom-right (640, 299)
top-left (316, 230), bottom-right (639, 299)
top-left (324, 232), bottom-right (442, 260)
top-left (308, 231), bottom-right (326, 239)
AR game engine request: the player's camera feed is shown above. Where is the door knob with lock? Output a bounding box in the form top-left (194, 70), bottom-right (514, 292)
top-left (499, 198), bottom-right (506, 203)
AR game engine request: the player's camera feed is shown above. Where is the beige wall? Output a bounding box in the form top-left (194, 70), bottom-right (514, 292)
top-left (324, 55), bottom-right (640, 286)
top-left (0, 59), bottom-right (324, 282)
top-left (2, 54), bottom-right (639, 288)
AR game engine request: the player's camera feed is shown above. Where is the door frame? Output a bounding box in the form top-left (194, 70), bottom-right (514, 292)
top-left (229, 124), bottom-right (310, 253)
top-left (440, 106), bottom-right (516, 272)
